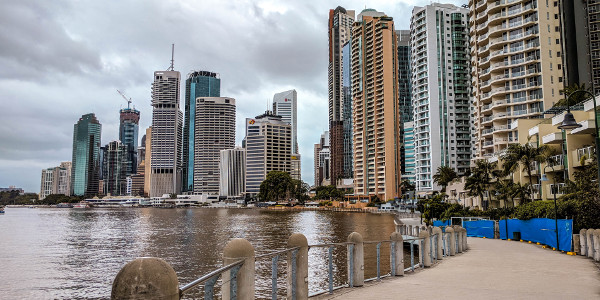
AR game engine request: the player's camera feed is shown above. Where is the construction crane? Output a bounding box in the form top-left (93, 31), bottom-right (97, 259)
top-left (117, 89), bottom-right (132, 109)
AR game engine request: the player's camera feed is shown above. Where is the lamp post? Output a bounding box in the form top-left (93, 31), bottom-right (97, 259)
top-left (561, 90), bottom-right (597, 188)
top-left (541, 165), bottom-right (559, 251)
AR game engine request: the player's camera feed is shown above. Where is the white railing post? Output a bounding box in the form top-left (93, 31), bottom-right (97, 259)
top-left (347, 232), bottom-right (364, 287)
top-left (223, 239), bottom-right (255, 300)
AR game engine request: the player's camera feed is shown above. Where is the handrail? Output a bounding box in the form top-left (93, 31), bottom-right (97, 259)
top-left (255, 246), bottom-right (300, 259)
top-left (179, 259), bottom-right (244, 295)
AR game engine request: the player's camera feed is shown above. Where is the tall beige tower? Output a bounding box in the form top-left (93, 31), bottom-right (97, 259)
top-left (470, 0), bottom-right (565, 161)
top-left (351, 9), bottom-right (402, 201)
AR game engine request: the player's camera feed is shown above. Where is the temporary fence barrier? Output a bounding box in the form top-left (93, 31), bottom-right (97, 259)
top-left (463, 220), bottom-right (495, 239)
top-left (499, 218), bottom-right (573, 252)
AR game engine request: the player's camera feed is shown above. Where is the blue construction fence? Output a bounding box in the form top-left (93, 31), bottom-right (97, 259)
top-left (499, 218), bottom-right (573, 252)
top-left (464, 220), bottom-right (495, 239)
top-left (433, 220), bottom-right (451, 227)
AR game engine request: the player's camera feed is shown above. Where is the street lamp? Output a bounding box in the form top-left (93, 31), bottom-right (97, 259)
top-left (560, 90), bottom-right (599, 190)
top-left (541, 164), bottom-right (560, 251)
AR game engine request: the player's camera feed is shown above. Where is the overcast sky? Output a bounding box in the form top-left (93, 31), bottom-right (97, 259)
top-left (0, 0), bottom-right (464, 193)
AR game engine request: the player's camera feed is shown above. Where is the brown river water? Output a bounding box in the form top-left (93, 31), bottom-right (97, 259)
top-left (0, 207), bottom-right (407, 299)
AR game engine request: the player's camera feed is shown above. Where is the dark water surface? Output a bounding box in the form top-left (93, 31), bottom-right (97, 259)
top-left (0, 207), bottom-right (398, 299)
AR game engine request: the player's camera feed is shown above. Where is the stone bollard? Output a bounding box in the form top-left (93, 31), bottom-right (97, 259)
top-left (456, 227), bottom-right (464, 253)
top-left (432, 227), bottom-right (443, 259)
top-left (580, 229), bottom-right (587, 256)
top-left (223, 239), bottom-right (255, 300)
top-left (287, 233), bottom-right (308, 300)
top-left (462, 228), bottom-right (468, 251)
top-left (427, 225), bottom-right (433, 235)
top-left (408, 225), bottom-right (413, 236)
top-left (347, 232), bottom-right (364, 287)
top-left (421, 225), bottom-right (427, 235)
top-left (415, 225), bottom-right (420, 236)
top-left (447, 227), bottom-right (456, 256)
top-left (594, 229), bottom-right (600, 261)
top-left (573, 234), bottom-right (581, 255)
top-left (419, 230), bottom-right (432, 267)
top-left (587, 229), bottom-right (594, 259)
top-left (111, 257), bottom-right (179, 300)
top-left (390, 232), bottom-right (404, 276)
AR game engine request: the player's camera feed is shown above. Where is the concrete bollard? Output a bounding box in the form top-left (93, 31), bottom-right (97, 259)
top-left (432, 227), bottom-right (443, 259)
top-left (287, 233), bottom-right (308, 300)
top-left (447, 227), bottom-right (456, 256)
top-left (390, 232), bottom-right (404, 276)
top-left (347, 232), bottom-right (364, 287)
top-left (573, 234), bottom-right (581, 255)
top-left (415, 225), bottom-right (420, 236)
top-left (594, 229), bottom-right (600, 261)
top-left (419, 230), bottom-right (432, 267)
top-left (580, 229), bottom-right (587, 256)
top-left (462, 228), bottom-right (468, 251)
top-left (587, 229), bottom-right (594, 259)
top-left (223, 238), bottom-right (255, 300)
top-left (427, 225), bottom-right (433, 235)
top-left (456, 227), bottom-right (463, 253)
top-left (111, 257), bottom-right (179, 300)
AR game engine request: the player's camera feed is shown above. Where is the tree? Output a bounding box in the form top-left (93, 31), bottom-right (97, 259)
top-left (433, 166), bottom-right (458, 192)
top-left (291, 179), bottom-right (310, 204)
top-left (501, 142), bottom-right (549, 202)
top-left (465, 160), bottom-right (500, 210)
top-left (554, 83), bottom-right (591, 108)
top-left (417, 194), bottom-right (450, 225)
top-left (258, 171), bottom-right (293, 202)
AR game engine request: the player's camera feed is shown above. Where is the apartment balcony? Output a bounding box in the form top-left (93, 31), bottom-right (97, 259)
top-left (546, 183), bottom-right (566, 198)
top-left (570, 119), bottom-right (596, 134)
top-left (541, 132), bottom-right (563, 144)
top-left (572, 146), bottom-right (595, 167)
top-left (547, 154), bottom-right (565, 171)
top-left (531, 184), bottom-right (542, 199)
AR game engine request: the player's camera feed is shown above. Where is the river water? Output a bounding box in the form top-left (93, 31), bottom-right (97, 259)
top-left (0, 207), bottom-right (402, 299)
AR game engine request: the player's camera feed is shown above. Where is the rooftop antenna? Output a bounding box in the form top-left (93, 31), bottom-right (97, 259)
top-left (168, 44), bottom-right (175, 71)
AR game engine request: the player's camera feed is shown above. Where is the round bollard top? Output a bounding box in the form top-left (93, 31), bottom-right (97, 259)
top-left (288, 233), bottom-right (308, 247)
top-left (111, 257), bottom-right (179, 300)
top-left (588, 230), bottom-right (594, 237)
top-left (594, 229), bottom-right (600, 235)
top-left (580, 229), bottom-right (587, 235)
top-left (419, 230), bottom-right (430, 238)
top-left (223, 238), bottom-right (255, 258)
top-left (432, 227), bottom-right (442, 235)
top-left (348, 232), bottom-right (363, 243)
top-left (390, 232), bottom-right (404, 242)
top-left (446, 227), bottom-right (454, 233)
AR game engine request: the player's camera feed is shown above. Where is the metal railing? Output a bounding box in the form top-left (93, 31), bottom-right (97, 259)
top-left (179, 260), bottom-right (244, 298)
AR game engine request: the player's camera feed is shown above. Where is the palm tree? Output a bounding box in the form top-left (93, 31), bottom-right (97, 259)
top-left (511, 182), bottom-right (531, 207)
top-left (554, 83), bottom-right (591, 107)
top-left (433, 166), bottom-right (458, 192)
top-left (501, 142), bottom-right (549, 202)
top-left (465, 160), bottom-right (500, 210)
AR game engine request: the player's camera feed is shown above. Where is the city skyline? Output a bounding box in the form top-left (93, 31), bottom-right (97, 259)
top-left (0, 1), bottom-right (465, 192)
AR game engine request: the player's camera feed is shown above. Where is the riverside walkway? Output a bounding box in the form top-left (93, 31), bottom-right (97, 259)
top-left (315, 237), bottom-right (600, 299)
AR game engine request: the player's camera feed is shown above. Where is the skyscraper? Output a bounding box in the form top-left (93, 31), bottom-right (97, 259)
top-left (470, 0), bottom-right (565, 161)
top-left (192, 97), bottom-right (236, 194)
top-left (402, 122), bottom-right (415, 184)
top-left (183, 71), bottom-right (221, 192)
top-left (272, 89), bottom-right (298, 154)
top-left (244, 112), bottom-right (292, 196)
top-left (351, 9), bottom-right (402, 200)
top-left (71, 113), bottom-right (102, 196)
top-left (396, 30), bottom-right (412, 123)
top-left (40, 162), bottom-right (71, 200)
top-left (410, 4), bottom-right (471, 192)
top-left (341, 40), bottom-right (354, 179)
top-left (329, 6), bottom-right (355, 185)
top-left (314, 131), bottom-right (330, 187)
top-left (219, 147), bottom-right (246, 198)
top-left (119, 106), bottom-right (140, 176)
top-left (102, 140), bottom-right (128, 196)
top-left (150, 65), bottom-right (183, 197)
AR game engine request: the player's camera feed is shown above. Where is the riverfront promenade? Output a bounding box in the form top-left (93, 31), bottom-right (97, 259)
top-left (317, 237), bottom-right (600, 299)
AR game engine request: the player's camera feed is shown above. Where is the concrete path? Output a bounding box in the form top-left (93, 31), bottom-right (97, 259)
top-left (315, 237), bottom-right (600, 299)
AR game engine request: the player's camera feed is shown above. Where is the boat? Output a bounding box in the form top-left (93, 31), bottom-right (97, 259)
top-left (0, 206), bottom-right (4, 214)
top-left (56, 203), bottom-right (73, 208)
top-left (73, 202), bottom-right (90, 209)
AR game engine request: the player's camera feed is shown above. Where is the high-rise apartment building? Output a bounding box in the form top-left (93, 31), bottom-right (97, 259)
top-left (39, 162), bottom-right (71, 200)
top-left (341, 41), bottom-right (354, 180)
top-left (119, 106), bottom-right (140, 176)
top-left (313, 131), bottom-right (330, 187)
top-left (402, 122), bottom-right (416, 184)
top-left (244, 112), bottom-right (292, 196)
top-left (71, 113), bottom-right (102, 197)
top-left (102, 140), bottom-right (128, 196)
top-left (351, 9), bottom-right (402, 200)
top-left (410, 4), bottom-right (471, 192)
top-left (192, 97), bottom-right (236, 195)
top-left (144, 127), bottom-right (152, 197)
top-left (219, 147), bottom-right (246, 198)
top-left (397, 30), bottom-right (413, 123)
top-left (183, 71), bottom-right (221, 192)
top-left (150, 69), bottom-right (183, 197)
top-left (329, 6), bottom-right (355, 185)
top-left (470, 0), bottom-right (565, 161)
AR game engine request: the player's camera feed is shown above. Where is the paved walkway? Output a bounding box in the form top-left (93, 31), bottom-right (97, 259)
top-left (315, 237), bottom-right (600, 299)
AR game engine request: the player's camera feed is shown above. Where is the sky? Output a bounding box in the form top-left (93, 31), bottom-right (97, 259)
top-left (0, 0), bottom-right (464, 193)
